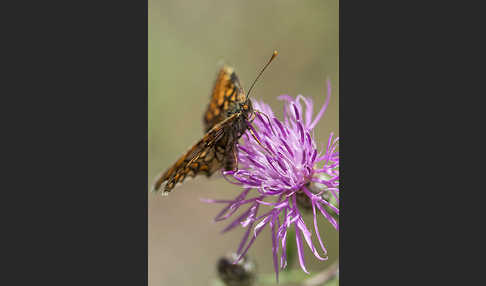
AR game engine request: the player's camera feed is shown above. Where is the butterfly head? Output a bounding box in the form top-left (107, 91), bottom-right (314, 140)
top-left (226, 97), bottom-right (254, 120)
top-left (242, 99), bottom-right (253, 117)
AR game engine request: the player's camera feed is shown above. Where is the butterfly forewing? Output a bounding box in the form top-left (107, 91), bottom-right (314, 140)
top-left (153, 114), bottom-right (239, 193)
top-left (204, 66), bottom-right (247, 132)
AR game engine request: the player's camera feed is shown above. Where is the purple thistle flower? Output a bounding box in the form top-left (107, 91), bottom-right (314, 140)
top-left (203, 80), bottom-right (339, 282)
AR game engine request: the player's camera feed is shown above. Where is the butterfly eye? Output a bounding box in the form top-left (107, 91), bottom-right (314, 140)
top-left (242, 104), bottom-right (248, 110)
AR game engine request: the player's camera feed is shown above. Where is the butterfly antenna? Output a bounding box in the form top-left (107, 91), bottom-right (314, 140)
top-left (246, 50), bottom-right (278, 98)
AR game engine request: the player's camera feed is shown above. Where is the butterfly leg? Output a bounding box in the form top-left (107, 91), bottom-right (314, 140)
top-left (248, 127), bottom-right (275, 155)
top-left (253, 110), bottom-right (272, 124)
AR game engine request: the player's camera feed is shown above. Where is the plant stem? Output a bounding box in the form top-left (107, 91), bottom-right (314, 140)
top-left (301, 260), bottom-right (338, 286)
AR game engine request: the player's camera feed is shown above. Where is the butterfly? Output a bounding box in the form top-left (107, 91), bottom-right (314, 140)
top-left (152, 51), bottom-right (278, 195)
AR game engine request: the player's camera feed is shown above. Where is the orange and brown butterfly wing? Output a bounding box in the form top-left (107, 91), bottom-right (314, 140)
top-left (153, 113), bottom-right (240, 194)
top-left (203, 66), bottom-right (247, 132)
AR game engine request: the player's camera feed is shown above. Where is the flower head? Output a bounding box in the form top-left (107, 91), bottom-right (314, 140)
top-left (203, 81), bottom-right (339, 281)
top-left (217, 253), bottom-right (256, 286)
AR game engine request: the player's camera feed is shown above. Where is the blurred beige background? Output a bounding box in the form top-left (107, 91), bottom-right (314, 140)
top-left (149, 1), bottom-right (339, 285)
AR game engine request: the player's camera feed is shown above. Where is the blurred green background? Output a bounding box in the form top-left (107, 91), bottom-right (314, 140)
top-left (149, 1), bottom-right (339, 285)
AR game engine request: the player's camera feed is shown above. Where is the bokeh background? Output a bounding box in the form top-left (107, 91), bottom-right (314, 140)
top-left (149, 1), bottom-right (339, 285)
